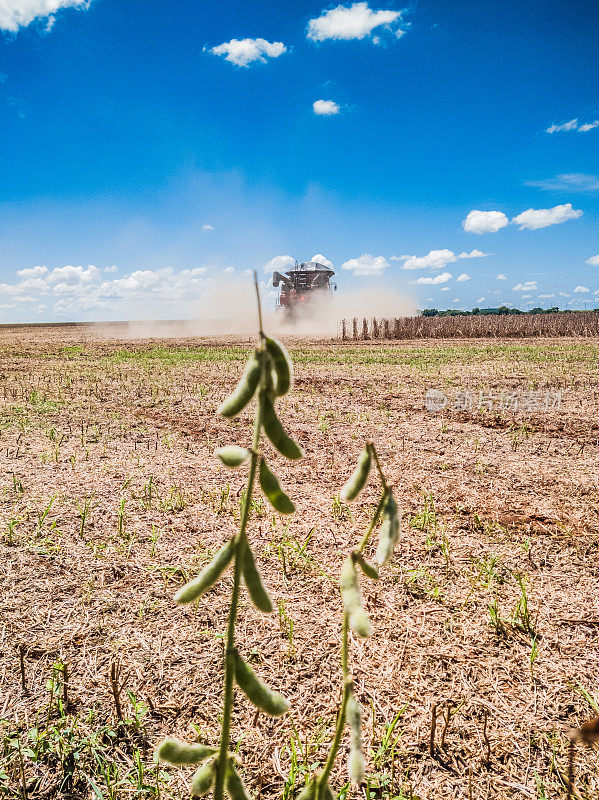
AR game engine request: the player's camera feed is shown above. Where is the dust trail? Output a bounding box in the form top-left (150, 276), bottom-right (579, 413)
top-left (122, 276), bottom-right (416, 339)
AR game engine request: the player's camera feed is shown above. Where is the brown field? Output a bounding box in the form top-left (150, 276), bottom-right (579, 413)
top-left (1, 324), bottom-right (599, 800)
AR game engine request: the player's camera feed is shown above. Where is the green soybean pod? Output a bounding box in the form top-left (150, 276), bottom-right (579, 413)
top-left (190, 758), bottom-right (216, 796)
top-left (340, 447), bottom-right (372, 502)
top-left (297, 779), bottom-right (317, 800)
top-left (259, 458), bottom-right (295, 514)
top-left (215, 445), bottom-right (250, 469)
top-left (174, 539), bottom-right (235, 604)
top-left (356, 554), bottom-right (379, 581)
top-left (376, 492), bottom-right (400, 567)
top-left (340, 556), bottom-right (372, 638)
top-left (217, 351), bottom-right (262, 418)
top-left (225, 764), bottom-right (252, 800)
top-left (265, 336), bottom-right (293, 397)
top-left (234, 651), bottom-right (290, 716)
top-left (241, 538), bottom-right (273, 613)
top-left (155, 737), bottom-right (217, 766)
top-left (260, 392), bottom-right (303, 460)
top-left (346, 695), bottom-right (365, 785)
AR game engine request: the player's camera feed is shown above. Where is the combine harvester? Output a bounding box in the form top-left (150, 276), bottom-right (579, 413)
top-left (272, 260), bottom-right (337, 319)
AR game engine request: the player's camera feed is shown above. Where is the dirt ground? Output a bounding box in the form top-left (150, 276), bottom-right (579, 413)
top-left (1, 324), bottom-right (598, 800)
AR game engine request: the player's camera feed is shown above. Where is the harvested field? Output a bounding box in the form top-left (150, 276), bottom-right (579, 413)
top-left (1, 325), bottom-right (599, 800)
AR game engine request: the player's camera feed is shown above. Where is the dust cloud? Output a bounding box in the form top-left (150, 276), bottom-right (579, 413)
top-left (123, 276), bottom-right (417, 339)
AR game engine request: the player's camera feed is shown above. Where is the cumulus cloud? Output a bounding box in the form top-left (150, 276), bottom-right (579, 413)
top-left (307, 2), bottom-right (403, 41)
top-left (573, 285), bottom-right (590, 293)
top-left (340, 253), bottom-right (389, 276)
top-left (412, 272), bottom-right (452, 285)
top-left (476, 297), bottom-right (486, 303)
top-left (0, 0), bottom-right (89, 33)
top-left (513, 281), bottom-right (538, 291)
top-left (585, 254), bottom-right (599, 266)
top-left (398, 249), bottom-right (457, 270)
top-left (210, 38), bottom-right (286, 67)
top-left (526, 173), bottom-right (599, 192)
top-left (458, 249), bottom-right (489, 259)
top-left (311, 253), bottom-right (334, 269)
top-left (538, 293), bottom-right (555, 299)
top-left (263, 255), bottom-right (295, 273)
top-left (0, 264), bottom-right (213, 319)
top-left (512, 203), bottom-right (582, 230)
top-left (456, 273), bottom-right (471, 282)
top-left (462, 210), bottom-right (509, 234)
top-left (17, 265), bottom-right (48, 278)
top-left (313, 99), bottom-right (340, 115)
top-left (496, 273), bottom-right (507, 280)
top-left (202, 224), bottom-right (214, 231)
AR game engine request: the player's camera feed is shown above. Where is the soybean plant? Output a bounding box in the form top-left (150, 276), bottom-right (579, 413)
top-left (156, 275), bottom-right (302, 800)
top-left (300, 443), bottom-right (399, 800)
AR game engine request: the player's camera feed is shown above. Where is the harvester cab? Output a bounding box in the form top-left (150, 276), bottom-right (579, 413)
top-left (272, 260), bottom-right (336, 317)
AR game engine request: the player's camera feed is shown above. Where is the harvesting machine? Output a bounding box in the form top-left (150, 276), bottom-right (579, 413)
top-left (272, 260), bottom-right (336, 318)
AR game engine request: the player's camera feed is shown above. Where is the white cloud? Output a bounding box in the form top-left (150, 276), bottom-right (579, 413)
top-left (526, 173), bottom-right (599, 192)
top-left (313, 99), bottom-right (340, 115)
top-left (47, 264), bottom-right (100, 285)
top-left (311, 253), bottom-right (334, 269)
top-left (458, 249), bottom-right (489, 259)
top-left (462, 210), bottom-right (509, 234)
top-left (202, 224), bottom-right (214, 231)
top-left (538, 293), bottom-right (555, 299)
top-left (476, 297), bottom-right (485, 303)
top-left (512, 203), bottom-right (582, 230)
top-left (17, 265), bottom-right (48, 278)
top-left (440, 286), bottom-right (450, 291)
top-left (585, 254), bottom-right (599, 266)
top-left (573, 285), bottom-right (590, 293)
top-left (340, 253), bottom-right (389, 276)
top-left (104, 265), bottom-right (117, 273)
top-left (224, 266), bottom-right (235, 273)
top-left (399, 249), bottom-right (457, 270)
top-left (546, 118), bottom-right (599, 134)
top-left (412, 271), bottom-right (452, 285)
top-left (496, 273), bottom-right (507, 280)
top-left (263, 255), bottom-right (295, 273)
top-left (578, 120), bottom-right (599, 133)
top-left (456, 273), bottom-right (471, 282)
top-left (513, 281), bottom-right (538, 291)
top-left (210, 38), bottom-right (286, 67)
top-left (0, 0), bottom-right (89, 33)
top-left (546, 119), bottom-right (578, 134)
top-left (307, 2), bottom-right (403, 41)
top-left (558, 292), bottom-right (570, 297)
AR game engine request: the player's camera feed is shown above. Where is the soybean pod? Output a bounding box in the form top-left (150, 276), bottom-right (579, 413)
top-left (259, 458), bottom-right (295, 514)
top-left (217, 351), bottom-right (262, 418)
top-left (340, 447), bottom-right (372, 502)
top-left (175, 539), bottom-right (235, 604)
top-left (241, 537), bottom-right (273, 613)
top-left (156, 738), bottom-right (217, 766)
top-left (260, 391), bottom-right (303, 460)
top-left (234, 650), bottom-right (290, 716)
top-left (265, 336), bottom-right (293, 397)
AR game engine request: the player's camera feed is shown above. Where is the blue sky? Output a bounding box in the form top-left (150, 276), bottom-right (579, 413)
top-left (0, 0), bottom-right (598, 321)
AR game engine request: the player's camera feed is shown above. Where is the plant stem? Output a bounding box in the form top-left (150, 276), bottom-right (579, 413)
top-left (369, 442), bottom-right (389, 491)
top-left (356, 487), bottom-right (388, 556)
top-left (253, 271), bottom-right (264, 338)
top-left (214, 335), bottom-right (265, 800)
top-left (317, 614), bottom-right (350, 797)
